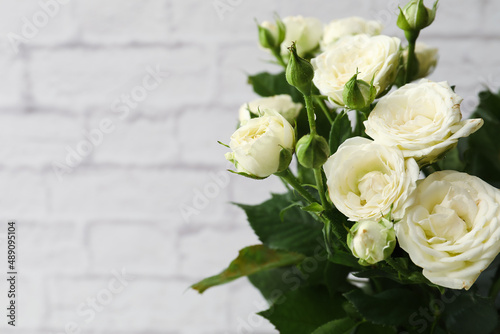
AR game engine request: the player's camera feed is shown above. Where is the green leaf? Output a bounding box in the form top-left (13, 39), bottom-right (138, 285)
top-left (328, 251), bottom-right (363, 270)
top-left (249, 251), bottom-right (333, 303)
top-left (329, 111), bottom-right (353, 154)
top-left (236, 192), bottom-right (324, 256)
top-left (344, 288), bottom-right (423, 326)
top-left (437, 145), bottom-right (466, 172)
top-left (324, 261), bottom-right (353, 295)
top-left (302, 202), bottom-right (324, 212)
top-left (355, 322), bottom-right (396, 334)
top-left (464, 89), bottom-right (500, 187)
top-left (247, 71), bottom-right (302, 102)
top-left (248, 266), bottom-right (307, 304)
top-left (311, 318), bottom-right (356, 334)
top-left (191, 245), bottom-right (305, 293)
top-left (443, 292), bottom-right (498, 334)
top-left (259, 285), bottom-right (346, 334)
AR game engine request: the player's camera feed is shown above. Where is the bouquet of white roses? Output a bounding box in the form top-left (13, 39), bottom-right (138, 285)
top-left (192, 1), bottom-right (500, 333)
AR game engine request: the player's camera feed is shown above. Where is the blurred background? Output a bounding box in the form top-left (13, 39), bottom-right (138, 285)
top-left (0, 0), bottom-right (497, 333)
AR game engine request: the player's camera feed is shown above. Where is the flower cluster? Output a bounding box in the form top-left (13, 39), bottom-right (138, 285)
top-left (221, 6), bottom-right (500, 293)
top-left (193, 2), bottom-right (500, 332)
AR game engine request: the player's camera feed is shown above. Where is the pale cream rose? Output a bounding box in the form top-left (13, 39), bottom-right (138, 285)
top-left (225, 110), bottom-right (295, 178)
top-left (364, 80), bottom-right (483, 165)
top-left (396, 171), bottom-right (500, 290)
top-left (323, 137), bottom-right (419, 221)
top-left (312, 34), bottom-right (401, 106)
top-left (322, 16), bottom-right (383, 49)
top-left (238, 95), bottom-right (302, 126)
top-left (261, 16), bottom-right (323, 57)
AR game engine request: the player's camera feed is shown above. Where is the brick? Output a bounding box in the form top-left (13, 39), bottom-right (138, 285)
top-left (76, 0), bottom-right (170, 44)
top-left (426, 0), bottom-right (481, 36)
top-left (89, 116), bottom-right (179, 166)
top-left (226, 279), bottom-right (276, 334)
top-left (217, 43), bottom-right (276, 105)
top-left (0, 113), bottom-right (83, 168)
top-left (179, 227), bottom-right (261, 278)
top-left (481, 0), bottom-right (500, 35)
top-left (47, 278), bottom-right (229, 333)
top-left (0, 170), bottom-right (47, 219)
top-left (0, 48), bottom-right (24, 107)
top-left (0, 274), bottom-right (47, 330)
top-left (18, 222), bottom-right (87, 274)
top-left (87, 221), bottom-right (177, 275)
top-left (29, 46), bottom-right (212, 111)
top-left (0, 0), bottom-right (76, 51)
top-left (48, 168), bottom-right (230, 223)
top-left (177, 108), bottom-right (236, 166)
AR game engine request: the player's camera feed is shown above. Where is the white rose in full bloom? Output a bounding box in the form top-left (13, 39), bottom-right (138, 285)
top-left (364, 80), bottom-right (484, 165)
top-left (322, 16), bottom-right (383, 49)
top-left (323, 137), bottom-right (419, 221)
top-left (396, 171), bottom-right (500, 290)
top-left (262, 16), bottom-right (323, 57)
top-left (403, 43), bottom-right (439, 79)
top-left (225, 110), bottom-right (295, 178)
top-left (312, 34), bottom-right (401, 106)
top-left (238, 95), bottom-right (303, 126)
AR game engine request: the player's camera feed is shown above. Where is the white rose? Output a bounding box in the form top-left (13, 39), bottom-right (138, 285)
top-left (322, 16), bottom-right (383, 49)
top-left (364, 80), bottom-right (484, 165)
top-left (396, 171), bottom-right (500, 290)
top-left (225, 110), bottom-right (295, 178)
top-left (324, 137), bottom-right (419, 221)
top-left (262, 16), bottom-right (323, 57)
top-left (312, 34), bottom-right (401, 106)
top-left (238, 95), bottom-right (302, 126)
top-left (348, 218), bottom-right (396, 265)
top-left (403, 43), bottom-right (439, 79)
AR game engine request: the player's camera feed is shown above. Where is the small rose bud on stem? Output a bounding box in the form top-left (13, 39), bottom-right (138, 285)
top-left (397, 0), bottom-right (439, 83)
top-left (347, 218), bottom-right (397, 266)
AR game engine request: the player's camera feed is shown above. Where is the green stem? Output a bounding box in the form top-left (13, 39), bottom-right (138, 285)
top-left (278, 168), bottom-right (318, 204)
top-left (404, 37), bottom-right (418, 84)
top-left (314, 97), bottom-right (334, 125)
top-left (431, 162), bottom-right (442, 172)
top-left (271, 49), bottom-right (287, 68)
top-left (314, 168), bottom-right (332, 211)
top-left (304, 94), bottom-right (317, 135)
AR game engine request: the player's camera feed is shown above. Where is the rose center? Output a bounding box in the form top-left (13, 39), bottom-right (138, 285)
top-left (357, 171), bottom-right (390, 206)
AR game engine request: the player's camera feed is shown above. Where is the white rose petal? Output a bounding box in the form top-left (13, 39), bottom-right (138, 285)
top-left (364, 80), bottom-right (483, 165)
top-left (238, 95), bottom-right (303, 126)
top-left (323, 137), bottom-right (419, 221)
top-left (281, 16), bottom-right (323, 57)
top-left (322, 16), bottom-right (383, 49)
top-left (312, 34), bottom-right (401, 106)
top-left (226, 110), bottom-right (295, 178)
top-left (396, 171), bottom-right (500, 290)
top-left (262, 16), bottom-right (323, 58)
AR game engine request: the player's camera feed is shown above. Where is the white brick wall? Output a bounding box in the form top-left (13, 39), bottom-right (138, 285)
top-left (0, 0), bottom-right (497, 333)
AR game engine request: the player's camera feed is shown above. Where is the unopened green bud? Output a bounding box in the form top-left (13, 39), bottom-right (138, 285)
top-left (347, 218), bottom-right (396, 266)
top-left (275, 15), bottom-right (286, 46)
top-left (257, 16), bottom-right (286, 51)
top-left (295, 134), bottom-right (330, 168)
top-left (286, 42), bottom-right (314, 95)
top-left (258, 24), bottom-right (276, 49)
top-left (342, 71), bottom-right (376, 111)
top-left (397, 0), bottom-right (438, 38)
